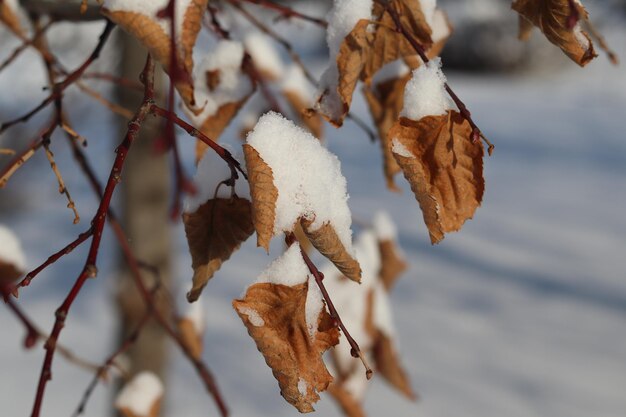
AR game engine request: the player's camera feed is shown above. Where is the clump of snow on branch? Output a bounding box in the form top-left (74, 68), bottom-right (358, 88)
top-left (182, 296), bottom-right (205, 334)
top-left (115, 371), bottom-right (164, 417)
top-left (317, 0), bottom-right (373, 118)
top-left (281, 64), bottom-right (316, 105)
top-left (184, 147), bottom-right (249, 213)
top-left (245, 111), bottom-right (356, 254)
top-left (243, 32), bottom-right (284, 80)
top-left (252, 242), bottom-right (323, 336)
top-left (102, 0), bottom-right (190, 41)
top-left (184, 39), bottom-right (253, 124)
top-left (400, 58), bottom-right (455, 121)
top-left (0, 224), bottom-right (26, 272)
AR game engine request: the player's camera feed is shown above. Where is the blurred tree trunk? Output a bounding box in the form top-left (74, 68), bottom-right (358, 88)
top-left (114, 30), bottom-right (172, 395)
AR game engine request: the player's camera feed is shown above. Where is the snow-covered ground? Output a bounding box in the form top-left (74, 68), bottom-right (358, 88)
top-left (1, 13), bottom-right (626, 417)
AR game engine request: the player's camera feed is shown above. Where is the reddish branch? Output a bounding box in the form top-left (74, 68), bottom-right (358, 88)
top-left (0, 20), bottom-right (116, 135)
top-left (380, 0), bottom-right (494, 154)
top-left (28, 54), bottom-right (155, 417)
top-left (240, 0), bottom-right (328, 27)
top-left (285, 233), bottom-right (373, 380)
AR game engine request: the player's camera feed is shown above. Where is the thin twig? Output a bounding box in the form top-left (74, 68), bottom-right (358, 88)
top-left (75, 81), bottom-right (135, 119)
top-left (239, 0), bottom-right (328, 27)
top-left (285, 233), bottom-right (373, 379)
top-left (43, 142), bottom-right (80, 224)
top-left (0, 21), bottom-right (116, 134)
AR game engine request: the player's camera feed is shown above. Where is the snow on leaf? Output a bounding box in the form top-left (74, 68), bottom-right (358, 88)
top-left (183, 197), bottom-right (254, 302)
top-left (101, 0), bottom-right (208, 109)
top-left (115, 372), bottom-right (163, 417)
top-left (512, 0), bottom-right (597, 66)
top-left (233, 253), bottom-right (339, 413)
top-left (244, 112), bottom-right (360, 279)
top-left (390, 112), bottom-right (485, 244)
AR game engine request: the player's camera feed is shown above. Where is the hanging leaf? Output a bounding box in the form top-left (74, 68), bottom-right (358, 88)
top-left (0, 0), bottom-right (24, 37)
top-left (101, 0), bottom-right (208, 108)
top-left (242, 144), bottom-right (278, 252)
top-left (233, 281), bottom-right (339, 413)
top-left (512, 0), bottom-right (597, 66)
top-left (301, 218), bottom-right (362, 283)
top-left (390, 111), bottom-right (485, 244)
top-left (363, 73), bottom-right (411, 191)
top-left (361, 0), bottom-right (433, 83)
top-left (183, 197), bottom-right (254, 302)
top-left (317, 19), bottom-right (371, 127)
top-left (327, 383), bottom-right (367, 417)
top-left (178, 317), bottom-right (203, 360)
top-left (0, 260), bottom-right (22, 285)
top-left (283, 90), bottom-right (324, 139)
top-left (378, 239), bottom-right (407, 291)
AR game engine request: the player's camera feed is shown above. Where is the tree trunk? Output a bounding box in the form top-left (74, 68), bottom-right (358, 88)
top-left (114, 30), bottom-right (172, 390)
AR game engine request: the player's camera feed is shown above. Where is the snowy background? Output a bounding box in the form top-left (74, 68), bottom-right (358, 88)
top-left (1, 2), bottom-right (625, 417)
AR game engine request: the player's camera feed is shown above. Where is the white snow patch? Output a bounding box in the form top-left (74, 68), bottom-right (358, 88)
top-left (420, 0), bottom-right (437, 28)
top-left (0, 225), bottom-right (26, 272)
top-left (243, 32), bottom-right (284, 79)
top-left (297, 378), bottom-right (308, 396)
top-left (246, 112), bottom-right (355, 254)
top-left (115, 371), bottom-right (163, 417)
top-left (316, 0), bottom-right (373, 121)
top-left (401, 58), bottom-right (454, 121)
top-left (391, 137), bottom-right (413, 158)
top-left (183, 297), bottom-right (205, 334)
top-left (431, 9), bottom-right (450, 43)
top-left (184, 40), bottom-right (252, 125)
top-left (254, 243), bottom-right (324, 336)
top-left (281, 64), bottom-right (316, 105)
top-left (236, 306), bottom-right (265, 327)
top-left (184, 145), bottom-right (249, 213)
top-left (372, 211), bottom-right (398, 241)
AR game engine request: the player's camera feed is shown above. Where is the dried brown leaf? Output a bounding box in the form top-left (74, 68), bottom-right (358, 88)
top-left (318, 19), bottom-right (371, 127)
top-left (364, 290), bottom-right (415, 400)
top-left (194, 94), bottom-right (253, 163)
top-left (233, 281), bottom-right (339, 413)
top-left (327, 383), bottom-right (367, 417)
top-left (178, 317), bottom-right (203, 360)
top-left (102, 0), bottom-right (208, 108)
top-left (183, 197), bottom-right (254, 302)
top-left (378, 239), bottom-right (408, 291)
top-left (362, 0), bottom-right (433, 83)
top-left (283, 89), bottom-right (324, 139)
top-left (301, 218), bottom-right (362, 283)
top-left (118, 399), bottom-right (161, 417)
top-left (243, 144), bottom-right (278, 252)
top-left (390, 112), bottom-right (485, 244)
top-left (0, 2), bottom-right (23, 37)
top-left (512, 0), bottom-right (597, 66)
top-left (362, 74), bottom-right (411, 191)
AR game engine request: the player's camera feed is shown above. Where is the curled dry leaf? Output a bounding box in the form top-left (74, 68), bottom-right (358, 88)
top-left (327, 383), bottom-right (366, 417)
top-left (512, 0), bottom-right (597, 66)
top-left (364, 290), bottom-right (416, 400)
top-left (363, 73), bottom-right (411, 191)
top-left (178, 317), bottom-right (203, 360)
top-left (362, 0), bottom-right (433, 83)
top-left (283, 90), bottom-right (324, 139)
top-left (183, 197), bottom-right (254, 302)
top-left (242, 144), bottom-right (277, 252)
top-left (233, 281), bottom-right (339, 413)
top-left (101, 0), bottom-right (208, 108)
top-left (301, 218), bottom-right (362, 283)
top-left (0, 0), bottom-right (24, 37)
top-left (390, 112), bottom-right (485, 244)
top-left (318, 19), bottom-right (371, 127)
top-left (378, 239), bottom-right (408, 291)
